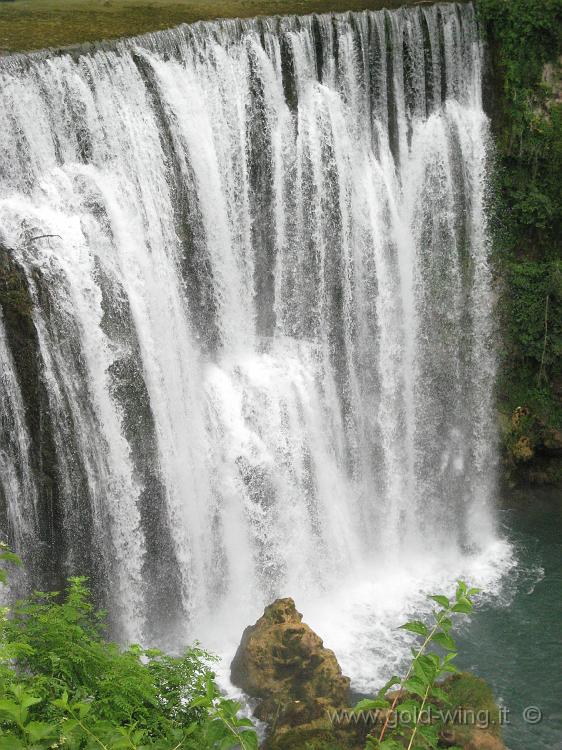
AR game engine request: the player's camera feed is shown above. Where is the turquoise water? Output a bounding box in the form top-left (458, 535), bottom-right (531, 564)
top-left (457, 487), bottom-right (562, 750)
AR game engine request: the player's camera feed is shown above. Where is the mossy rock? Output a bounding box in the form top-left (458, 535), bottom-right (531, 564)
top-left (265, 725), bottom-right (360, 750)
top-left (445, 673), bottom-right (498, 712)
top-left (440, 672), bottom-right (505, 750)
top-left (231, 598), bottom-right (350, 730)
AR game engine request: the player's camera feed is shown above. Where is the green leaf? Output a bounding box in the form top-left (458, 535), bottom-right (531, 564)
top-left (205, 675), bottom-right (216, 700)
top-left (0, 738), bottom-right (25, 750)
top-left (429, 595), bottom-right (450, 609)
top-left (132, 729), bottom-right (147, 744)
top-left (413, 655), bottom-right (437, 685)
top-left (411, 659), bottom-right (427, 681)
top-left (24, 721), bottom-right (58, 742)
top-left (184, 723), bottom-right (199, 737)
top-left (377, 675), bottom-right (401, 699)
top-left (190, 695), bottom-right (211, 708)
top-left (53, 691), bottom-right (69, 710)
top-left (395, 699), bottom-right (419, 715)
top-left (432, 632), bottom-right (457, 651)
top-left (20, 696), bottom-right (41, 711)
top-left (441, 662), bottom-right (459, 674)
top-left (75, 702), bottom-right (92, 719)
top-left (206, 719), bottom-right (229, 744)
top-left (354, 698), bottom-right (389, 712)
top-left (0, 700), bottom-right (21, 722)
top-left (403, 677), bottom-right (427, 698)
top-left (426, 653), bottom-right (441, 669)
top-left (412, 663), bottom-right (431, 686)
top-left (439, 617), bottom-right (453, 632)
top-left (418, 723), bottom-right (439, 745)
top-left (430, 687), bottom-right (451, 705)
top-left (239, 731), bottom-right (259, 750)
top-left (236, 718), bottom-right (255, 728)
top-left (455, 581), bottom-right (468, 600)
top-left (108, 738), bottom-right (135, 749)
top-left (60, 718), bottom-right (79, 733)
top-left (451, 598), bottom-right (473, 614)
top-left (400, 621), bottom-right (429, 637)
top-left (218, 699), bottom-right (240, 719)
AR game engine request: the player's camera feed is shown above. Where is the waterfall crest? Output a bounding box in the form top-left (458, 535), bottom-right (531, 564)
top-left (0, 2), bottom-right (508, 677)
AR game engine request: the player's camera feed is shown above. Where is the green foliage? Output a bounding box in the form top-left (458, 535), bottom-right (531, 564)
top-left (498, 258), bottom-right (562, 479)
top-left (501, 260), bottom-right (562, 414)
top-left (477, 0), bottom-right (561, 200)
top-left (476, 0), bottom-right (562, 480)
top-left (504, 261), bottom-right (562, 366)
top-left (0, 556), bottom-right (257, 749)
top-left (0, 544), bottom-right (21, 586)
top-left (355, 582), bottom-right (480, 750)
top-left (0, 543), bottom-right (22, 670)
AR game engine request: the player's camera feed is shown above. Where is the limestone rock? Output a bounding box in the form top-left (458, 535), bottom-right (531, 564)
top-left (230, 598), bottom-right (350, 730)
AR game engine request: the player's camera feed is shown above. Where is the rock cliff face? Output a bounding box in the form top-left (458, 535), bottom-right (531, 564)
top-left (479, 2), bottom-right (562, 489)
top-left (0, 243), bottom-right (62, 589)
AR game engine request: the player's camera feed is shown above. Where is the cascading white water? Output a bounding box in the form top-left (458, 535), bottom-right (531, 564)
top-left (0, 2), bottom-right (512, 686)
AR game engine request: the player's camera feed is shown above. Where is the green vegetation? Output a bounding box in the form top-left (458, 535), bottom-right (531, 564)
top-left (0, 0), bottom-right (456, 54)
top-left (354, 583), bottom-right (482, 750)
top-left (0, 544), bottom-right (258, 749)
top-left (476, 0), bottom-right (562, 484)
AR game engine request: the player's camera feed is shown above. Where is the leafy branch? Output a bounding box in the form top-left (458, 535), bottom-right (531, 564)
top-left (354, 581), bottom-right (480, 750)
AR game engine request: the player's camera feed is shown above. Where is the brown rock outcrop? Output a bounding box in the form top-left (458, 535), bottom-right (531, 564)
top-left (230, 597), bottom-right (350, 731)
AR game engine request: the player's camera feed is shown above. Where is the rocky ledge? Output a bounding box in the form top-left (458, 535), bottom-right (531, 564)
top-left (231, 598), bottom-right (507, 750)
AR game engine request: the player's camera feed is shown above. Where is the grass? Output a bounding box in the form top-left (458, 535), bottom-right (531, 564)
top-left (0, 0), bottom-right (452, 54)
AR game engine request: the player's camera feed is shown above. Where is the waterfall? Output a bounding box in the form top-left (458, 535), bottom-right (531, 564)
top-left (0, 2), bottom-right (511, 684)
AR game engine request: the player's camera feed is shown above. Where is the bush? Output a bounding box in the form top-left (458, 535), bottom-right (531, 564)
top-left (0, 547), bottom-right (257, 749)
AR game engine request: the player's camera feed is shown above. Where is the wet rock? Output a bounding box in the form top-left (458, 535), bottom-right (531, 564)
top-left (230, 597), bottom-right (350, 733)
top-left (0, 244), bottom-right (62, 588)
